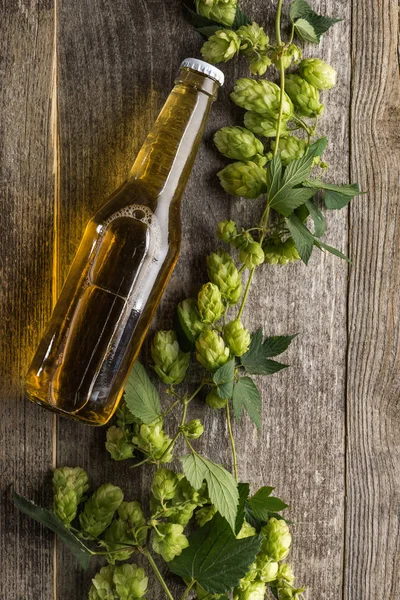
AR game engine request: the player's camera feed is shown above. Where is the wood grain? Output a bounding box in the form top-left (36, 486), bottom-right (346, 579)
top-left (0, 2), bottom-right (56, 599)
top-left (346, 0), bottom-right (400, 597)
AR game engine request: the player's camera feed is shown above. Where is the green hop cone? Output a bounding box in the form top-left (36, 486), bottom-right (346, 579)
top-left (105, 426), bottom-right (135, 461)
top-left (89, 565), bottom-right (115, 600)
top-left (271, 43), bottom-right (302, 69)
top-left (197, 282), bottom-right (224, 324)
top-left (231, 79), bottom-right (293, 121)
top-left (224, 319), bottom-right (251, 357)
top-left (196, 329), bottom-right (230, 372)
top-left (195, 0), bottom-right (237, 27)
top-left (278, 586), bottom-right (306, 600)
top-left (299, 58), bottom-right (337, 90)
top-left (285, 74), bottom-right (324, 118)
top-left (151, 468), bottom-right (178, 502)
top-left (237, 22), bottom-right (269, 53)
top-left (206, 388), bottom-right (228, 409)
top-left (201, 29), bottom-right (240, 64)
top-left (236, 233), bottom-right (265, 269)
top-left (237, 520), bottom-right (257, 539)
top-left (152, 522), bottom-right (189, 562)
top-left (263, 237), bottom-right (300, 265)
top-left (132, 421), bottom-right (173, 463)
top-left (103, 517), bottom-right (135, 564)
top-left (207, 250), bottom-right (242, 305)
top-left (196, 504), bottom-right (218, 526)
top-left (249, 53), bottom-right (272, 76)
top-left (244, 111), bottom-right (288, 138)
top-left (234, 581), bottom-right (267, 600)
top-left (277, 563), bottom-right (295, 585)
top-left (261, 517), bottom-right (292, 562)
top-left (258, 559), bottom-right (279, 582)
top-left (151, 330), bottom-right (190, 385)
top-left (177, 298), bottom-right (208, 343)
top-left (214, 126), bottom-right (264, 162)
top-left (217, 219), bottom-right (238, 243)
top-left (270, 136), bottom-right (307, 166)
top-left (113, 564), bottom-right (148, 600)
top-left (183, 418), bottom-right (204, 439)
top-left (218, 161), bottom-right (268, 199)
top-left (53, 466), bottom-right (89, 526)
top-left (79, 484), bottom-right (124, 540)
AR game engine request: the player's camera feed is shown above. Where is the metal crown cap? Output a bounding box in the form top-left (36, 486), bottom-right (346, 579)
top-left (180, 58), bottom-right (225, 86)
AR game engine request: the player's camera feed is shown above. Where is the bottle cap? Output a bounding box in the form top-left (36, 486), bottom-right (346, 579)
top-left (180, 58), bottom-right (224, 86)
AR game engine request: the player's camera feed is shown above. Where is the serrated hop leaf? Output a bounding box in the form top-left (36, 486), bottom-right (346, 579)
top-left (196, 330), bottom-right (230, 372)
top-left (244, 111), bottom-right (289, 138)
top-left (207, 249), bottom-right (242, 305)
top-left (201, 29), bottom-right (241, 64)
top-left (151, 330), bottom-right (190, 385)
top-left (270, 135), bottom-right (307, 166)
top-left (89, 565), bottom-right (115, 600)
top-left (183, 418), bottom-right (205, 439)
top-left (231, 78), bottom-right (293, 120)
top-left (234, 581), bottom-right (267, 600)
top-left (205, 388), bottom-right (228, 409)
top-left (270, 43), bottom-right (302, 69)
top-left (53, 467), bottom-right (89, 526)
top-left (263, 237), bottom-right (301, 265)
top-left (277, 563), bottom-right (295, 585)
top-left (79, 484), bottom-right (124, 539)
top-left (152, 468), bottom-right (179, 502)
top-left (217, 219), bottom-right (238, 243)
top-left (105, 426), bottom-right (135, 462)
top-left (260, 517), bottom-right (292, 562)
top-left (197, 282), bottom-right (224, 324)
top-left (177, 298), bottom-right (209, 342)
top-left (237, 520), bottom-right (257, 539)
top-left (257, 559), bottom-right (279, 583)
top-left (236, 233), bottom-right (265, 269)
top-left (113, 564), bottom-right (148, 599)
top-left (195, 0), bottom-right (237, 27)
top-left (237, 22), bottom-right (269, 53)
top-left (218, 161), bottom-right (268, 199)
top-left (214, 126), bottom-right (264, 162)
top-left (196, 504), bottom-right (218, 526)
top-left (224, 319), bottom-right (251, 357)
top-left (285, 74), bottom-right (324, 118)
top-left (299, 58), bottom-right (337, 90)
top-left (152, 522), bottom-right (189, 562)
top-left (132, 421), bottom-right (174, 463)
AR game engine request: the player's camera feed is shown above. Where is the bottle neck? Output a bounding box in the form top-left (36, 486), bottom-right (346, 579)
top-left (128, 68), bottom-right (219, 211)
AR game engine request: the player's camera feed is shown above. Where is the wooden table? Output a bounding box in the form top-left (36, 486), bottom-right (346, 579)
top-left (1, 1), bottom-right (399, 598)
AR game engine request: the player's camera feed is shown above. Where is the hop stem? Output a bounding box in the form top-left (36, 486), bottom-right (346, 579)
top-left (226, 401), bottom-right (239, 482)
top-left (181, 580), bottom-right (195, 600)
top-left (142, 548), bottom-right (176, 600)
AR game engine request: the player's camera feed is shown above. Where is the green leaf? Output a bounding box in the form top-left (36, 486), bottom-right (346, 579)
top-left (289, 0), bottom-right (313, 20)
top-left (213, 359), bottom-right (235, 399)
top-left (232, 377), bottom-right (262, 431)
top-left (285, 214), bottom-right (315, 264)
top-left (308, 137), bottom-right (328, 158)
top-left (262, 335), bottom-right (297, 358)
top-left (13, 493), bottom-right (92, 570)
top-left (314, 240), bottom-right (351, 263)
top-left (305, 198), bottom-right (326, 237)
top-left (294, 18), bottom-right (319, 43)
top-left (169, 513), bottom-right (261, 594)
top-left (241, 330), bottom-right (291, 376)
top-left (181, 454), bottom-right (239, 531)
top-left (232, 6), bottom-right (251, 28)
top-left (249, 487), bottom-right (289, 521)
top-left (270, 186), bottom-right (316, 217)
top-left (270, 586), bottom-right (280, 599)
top-left (267, 155), bottom-right (283, 200)
top-left (290, 0), bottom-right (342, 43)
top-left (124, 362), bottom-right (161, 424)
top-left (235, 483), bottom-right (251, 535)
top-left (303, 180), bottom-right (362, 209)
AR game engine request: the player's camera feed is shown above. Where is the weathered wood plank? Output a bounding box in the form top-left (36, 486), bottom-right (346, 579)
top-left (346, 0), bottom-right (400, 598)
top-left (0, 1), bottom-right (55, 598)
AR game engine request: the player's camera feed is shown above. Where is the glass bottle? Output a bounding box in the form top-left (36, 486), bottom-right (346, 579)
top-left (25, 59), bottom-right (224, 425)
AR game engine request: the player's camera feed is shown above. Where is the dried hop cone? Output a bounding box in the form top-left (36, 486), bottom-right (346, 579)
top-left (79, 483), bottom-right (124, 539)
top-left (244, 111), bottom-right (288, 138)
top-left (197, 282), bottom-right (224, 324)
top-left (231, 78), bottom-right (293, 121)
top-left (299, 58), bottom-right (337, 90)
top-left (217, 219), bottom-right (238, 243)
top-left (152, 522), bottom-right (189, 562)
top-left (151, 330), bottom-right (190, 385)
top-left (261, 517), bottom-right (292, 562)
top-left (285, 74), bottom-right (324, 118)
top-left (214, 126), bottom-right (264, 162)
top-left (207, 249), bottom-right (242, 305)
top-left (263, 237), bottom-right (300, 265)
top-left (269, 135), bottom-right (308, 165)
top-left (195, 0), bottom-right (237, 27)
top-left (201, 29), bottom-right (241, 64)
top-left (218, 161), bottom-right (268, 199)
top-left (196, 329), bottom-right (230, 372)
top-left (105, 426), bottom-right (135, 461)
top-left (205, 388), bottom-right (228, 409)
top-left (224, 319), bottom-right (251, 357)
top-left (53, 466), bottom-right (89, 526)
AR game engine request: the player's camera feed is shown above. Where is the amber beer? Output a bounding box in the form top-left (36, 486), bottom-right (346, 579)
top-left (25, 59), bottom-right (224, 425)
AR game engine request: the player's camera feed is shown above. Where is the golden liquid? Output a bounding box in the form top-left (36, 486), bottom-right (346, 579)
top-left (25, 68), bottom-right (219, 425)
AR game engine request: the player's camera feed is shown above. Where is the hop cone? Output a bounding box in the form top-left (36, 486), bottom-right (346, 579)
top-left (105, 426), bottom-right (135, 461)
top-left (238, 239), bottom-right (265, 269)
top-left (184, 418), bottom-right (204, 439)
top-left (196, 330), bottom-right (230, 372)
top-left (270, 136), bottom-right (307, 165)
top-left (152, 468), bottom-right (178, 502)
top-left (152, 522), bottom-right (189, 562)
top-left (299, 58), bottom-right (337, 89)
top-left (234, 581), bottom-right (267, 600)
top-left (271, 43), bottom-right (302, 69)
top-left (231, 78), bottom-right (293, 121)
top-left (103, 518), bottom-right (135, 564)
top-left (214, 126), bottom-right (264, 162)
top-left (207, 249), bottom-right (242, 305)
top-left (113, 564), bottom-right (148, 599)
top-left (79, 484), bottom-right (124, 539)
top-left (132, 421), bottom-right (173, 463)
top-left (224, 319), bottom-right (251, 356)
top-left (237, 22), bottom-right (269, 53)
top-left (244, 111), bottom-right (289, 138)
top-left (177, 298), bottom-right (208, 343)
top-left (197, 282), bottom-right (224, 324)
top-left (205, 388), bottom-right (227, 409)
top-left (277, 563), bottom-right (295, 585)
top-left (151, 330), bottom-right (190, 385)
top-left (261, 517), bottom-right (292, 561)
top-left (196, 504), bottom-right (218, 526)
top-left (201, 29), bottom-right (240, 64)
top-left (263, 237), bottom-right (300, 265)
top-left (237, 520), bottom-right (257, 539)
top-left (88, 565), bottom-right (115, 600)
top-left (257, 559), bottom-right (279, 582)
top-left (217, 219), bottom-right (238, 243)
top-left (248, 54), bottom-right (272, 76)
top-left (218, 161), bottom-right (268, 199)
top-left (195, 0), bottom-right (237, 26)
top-left (285, 74), bottom-right (324, 117)
top-left (53, 466), bottom-right (89, 526)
